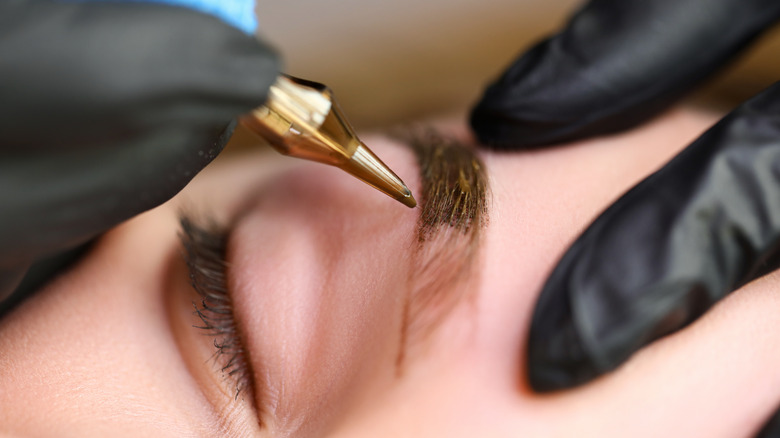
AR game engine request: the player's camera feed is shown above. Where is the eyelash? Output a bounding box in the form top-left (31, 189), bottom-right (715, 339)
top-left (179, 216), bottom-right (251, 399)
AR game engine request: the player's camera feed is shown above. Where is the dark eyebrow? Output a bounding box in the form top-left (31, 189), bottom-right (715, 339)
top-left (392, 127), bottom-right (489, 369)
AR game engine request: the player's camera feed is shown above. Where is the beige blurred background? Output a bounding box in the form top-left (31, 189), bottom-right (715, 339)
top-left (254, 0), bottom-right (780, 130)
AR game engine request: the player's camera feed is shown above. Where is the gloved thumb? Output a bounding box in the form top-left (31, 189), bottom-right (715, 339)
top-left (470, 0), bottom-right (780, 148)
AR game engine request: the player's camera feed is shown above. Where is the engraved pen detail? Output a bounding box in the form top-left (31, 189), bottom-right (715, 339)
top-left (241, 75), bottom-right (417, 208)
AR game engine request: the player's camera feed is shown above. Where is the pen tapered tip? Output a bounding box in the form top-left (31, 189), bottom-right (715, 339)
top-left (400, 190), bottom-right (417, 208)
top-left (340, 143), bottom-right (417, 208)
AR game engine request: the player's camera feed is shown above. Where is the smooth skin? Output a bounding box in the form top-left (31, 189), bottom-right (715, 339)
top-left (2, 108), bottom-right (779, 437)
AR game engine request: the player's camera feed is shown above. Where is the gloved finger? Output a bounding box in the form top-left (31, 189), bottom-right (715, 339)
top-left (0, 1), bottom-right (279, 298)
top-left (470, 0), bottom-right (780, 148)
top-left (756, 408), bottom-right (780, 438)
top-left (527, 81), bottom-right (780, 392)
top-left (0, 0), bottom-right (279, 151)
top-left (0, 120), bottom-right (238, 266)
top-left (553, 270), bottom-right (780, 437)
top-left (0, 242), bottom-right (92, 318)
top-left (0, 267), bottom-right (29, 307)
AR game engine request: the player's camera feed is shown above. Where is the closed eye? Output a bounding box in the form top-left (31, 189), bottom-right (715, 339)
top-left (179, 215), bottom-right (253, 401)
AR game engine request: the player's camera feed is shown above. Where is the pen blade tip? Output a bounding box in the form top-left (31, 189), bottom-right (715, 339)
top-left (400, 190), bottom-right (417, 208)
top-left (341, 143), bottom-right (417, 209)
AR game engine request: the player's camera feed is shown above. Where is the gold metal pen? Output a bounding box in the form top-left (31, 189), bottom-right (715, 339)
top-left (240, 75), bottom-right (417, 208)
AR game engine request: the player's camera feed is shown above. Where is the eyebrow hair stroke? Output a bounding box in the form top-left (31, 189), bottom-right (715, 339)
top-left (393, 128), bottom-right (489, 369)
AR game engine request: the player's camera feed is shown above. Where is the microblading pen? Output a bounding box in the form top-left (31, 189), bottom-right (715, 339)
top-left (240, 75), bottom-right (417, 208)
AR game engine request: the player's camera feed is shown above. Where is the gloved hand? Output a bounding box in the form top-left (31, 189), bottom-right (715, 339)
top-left (0, 0), bottom-right (280, 312)
top-left (471, 0), bottom-right (780, 435)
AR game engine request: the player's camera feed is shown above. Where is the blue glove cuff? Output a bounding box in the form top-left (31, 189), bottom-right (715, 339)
top-left (60, 0), bottom-right (258, 35)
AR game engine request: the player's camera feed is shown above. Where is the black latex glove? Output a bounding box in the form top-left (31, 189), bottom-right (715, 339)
top-left (0, 0), bottom-right (280, 311)
top-left (471, 1), bottom-right (780, 435)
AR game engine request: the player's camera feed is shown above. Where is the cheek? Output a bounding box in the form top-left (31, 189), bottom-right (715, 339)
top-left (465, 108), bottom-right (722, 413)
top-left (0, 212), bottom-right (219, 436)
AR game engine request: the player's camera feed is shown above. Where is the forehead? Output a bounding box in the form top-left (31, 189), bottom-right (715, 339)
top-left (469, 107), bottom-right (714, 357)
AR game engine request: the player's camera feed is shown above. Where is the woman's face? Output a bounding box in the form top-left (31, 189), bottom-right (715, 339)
top-left (2, 108), bottom-right (780, 438)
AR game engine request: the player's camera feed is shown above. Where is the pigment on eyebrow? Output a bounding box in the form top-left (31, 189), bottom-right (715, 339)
top-left (392, 128), bottom-right (489, 369)
top-left (413, 131), bottom-right (488, 242)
